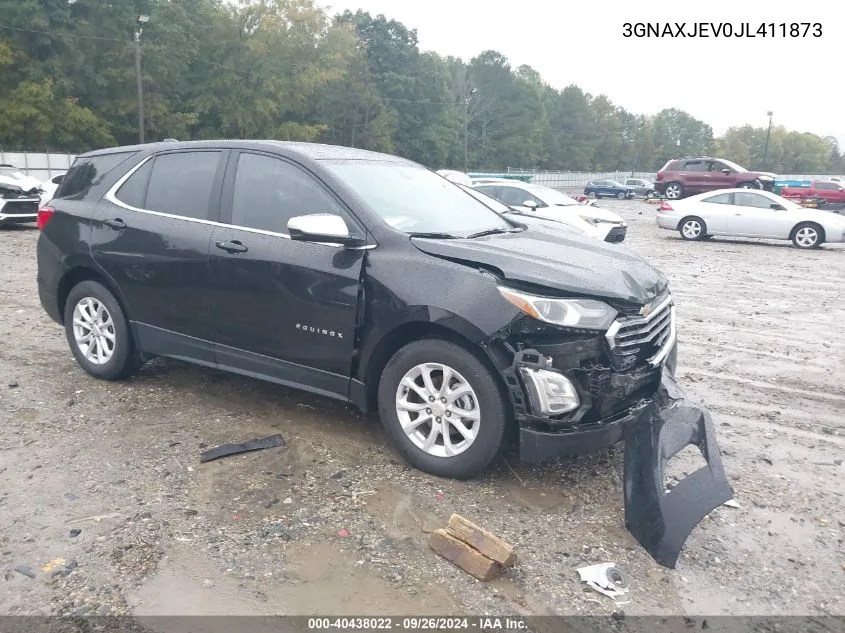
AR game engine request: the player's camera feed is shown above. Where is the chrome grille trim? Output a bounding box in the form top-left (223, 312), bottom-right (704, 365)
top-left (605, 294), bottom-right (676, 368)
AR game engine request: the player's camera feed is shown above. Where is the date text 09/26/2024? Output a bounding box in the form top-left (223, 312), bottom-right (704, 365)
top-left (623, 22), bottom-right (822, 38)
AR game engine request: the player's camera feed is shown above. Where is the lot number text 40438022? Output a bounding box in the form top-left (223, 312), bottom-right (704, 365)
top-left (307, 617), bottom-right (529, 630)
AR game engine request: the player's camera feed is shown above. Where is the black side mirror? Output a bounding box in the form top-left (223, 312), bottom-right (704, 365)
top-left (770, 203), bottom-right (785, 210)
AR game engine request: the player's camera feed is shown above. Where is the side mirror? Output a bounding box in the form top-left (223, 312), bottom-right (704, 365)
top-left (522, 200), bottom-right (539, 210)
top-left (287, 214), bottom-right (365, 247)
top-left (53, 174), bottom-right (65, 184)
top-left (770, 203), bottom-right (785, 210)
top-left (721, 168), bottom-right (730, 174)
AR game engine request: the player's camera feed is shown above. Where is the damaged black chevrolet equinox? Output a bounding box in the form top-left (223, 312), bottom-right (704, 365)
top-left (38, 141), bottom-right (731, 567)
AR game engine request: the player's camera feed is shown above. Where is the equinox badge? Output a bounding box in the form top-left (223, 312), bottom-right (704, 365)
top-left (296, 323), bottom-right (343, 340)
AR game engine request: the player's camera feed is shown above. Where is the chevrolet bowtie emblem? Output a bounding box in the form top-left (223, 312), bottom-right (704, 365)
top-left (640, 301), bottom-right (654, 318)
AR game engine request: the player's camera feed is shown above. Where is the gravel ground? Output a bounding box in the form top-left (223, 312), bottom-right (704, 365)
top-left (1, 202), bottom-right (843, 620)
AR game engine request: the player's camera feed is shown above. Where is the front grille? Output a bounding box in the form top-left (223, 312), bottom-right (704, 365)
top-left (604, 226), bottom-right (627, 243)
top-left (605, 293), bottom-right (675, 370)
top-left (0, 200), bottom-right (39, 216)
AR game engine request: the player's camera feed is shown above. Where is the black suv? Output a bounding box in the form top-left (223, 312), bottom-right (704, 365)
top-left (37, 141), bottom-right (730, 565)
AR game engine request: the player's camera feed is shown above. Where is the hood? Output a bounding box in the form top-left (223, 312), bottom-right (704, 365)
top-left (411, 227), bottom-right (668, 305)
top-left (0, 171), bottom-right (42, 195)
top-left (576, 205), bottom-right (625, 224)
top-left (521, 208), bottom-right (608, 238)
top-left (752, 171), bottom-right (777, 180)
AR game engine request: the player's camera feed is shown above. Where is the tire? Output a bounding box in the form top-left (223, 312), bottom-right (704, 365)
top-left (646, 191), bottom-right (655, 199)
top-left (377, 339), bottom-right (509, 480)
top-left (587, 191), bottom-right (597, 199)
top-left (63, 280), bottom-right (143, 381)
top-left (791, 222), bottom-right (824, 249)
top-left (738, 181), bottom-right (760, 189)
top-left (679, 216), bottom-right (707, 241)
top-left (616, 191), bottom-right (625, 200)
top-left (664, 182), bottom-right (683, 199)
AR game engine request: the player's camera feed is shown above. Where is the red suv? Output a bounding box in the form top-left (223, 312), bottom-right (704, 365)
top-left (654, 157), bottom-right (776, 200)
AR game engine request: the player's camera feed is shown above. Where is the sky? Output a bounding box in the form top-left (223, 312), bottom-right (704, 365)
top-left (317, 0), bottom-right (844, 147)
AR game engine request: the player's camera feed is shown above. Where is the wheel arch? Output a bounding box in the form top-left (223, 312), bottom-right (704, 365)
top-left (789, 221), bottom-right (826, 243)
top-left (358, 318), bottom-right (509, 414)
top-left (57, 264), bottom-right (130, 326)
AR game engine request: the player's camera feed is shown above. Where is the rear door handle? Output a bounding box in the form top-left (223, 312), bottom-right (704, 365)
top-left (104, 218), bottom-right (126, 229)
top-left (215, 240), bottom-right (248, 253)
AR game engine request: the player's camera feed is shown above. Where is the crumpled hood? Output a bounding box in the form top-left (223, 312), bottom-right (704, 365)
top-left (0, 171), bottom-right (42, 195)
top-left (411, 227), bottom-right (668, 305)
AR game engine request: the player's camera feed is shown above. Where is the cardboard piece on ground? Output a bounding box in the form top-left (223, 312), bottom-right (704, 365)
top-left (428, 528), bottom-right (502, 581)
top-left (446, 513), bottom-right (517, 566)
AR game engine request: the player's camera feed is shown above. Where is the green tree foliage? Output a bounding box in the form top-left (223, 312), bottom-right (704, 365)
top-left (0, 0), bottom-right (839, 173)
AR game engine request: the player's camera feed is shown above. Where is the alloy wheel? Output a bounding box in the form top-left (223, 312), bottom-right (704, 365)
top-left (72, 297), bottom-right (116, 365)
top-left (395, 362), bottom-right (480, 458)
top-left (795, 226), bottom-right (819, 247)
top-left (665, 184), bottom-right (681, 199)
top-left (682, 220), bottom-right (702, 239)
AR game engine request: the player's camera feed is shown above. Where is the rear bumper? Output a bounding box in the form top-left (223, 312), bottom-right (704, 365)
top-left (604, 225), bottom-right (627, 243)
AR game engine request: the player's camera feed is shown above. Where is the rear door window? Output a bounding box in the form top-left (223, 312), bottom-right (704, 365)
top-left (143, 151), bottom-right (222, 220)
top-left (682, 161), bottom-right (706, 172)
top-left (56, 151), bottom-right (138, 198)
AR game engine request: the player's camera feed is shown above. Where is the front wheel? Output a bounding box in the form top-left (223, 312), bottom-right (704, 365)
top-left (791, 222), bottom-right (823, 249)
top-left (587, 191), bottom-right (597, 199)
top-left (616, 191), bottom-right (626, 200)
top-left (63, 280), bottom-right (142, 380)
top-left (377, 339), bottom-right (508, 480)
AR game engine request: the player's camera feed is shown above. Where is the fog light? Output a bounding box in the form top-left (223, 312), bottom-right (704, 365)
top-left (519, 367), bottom-right (580, 415)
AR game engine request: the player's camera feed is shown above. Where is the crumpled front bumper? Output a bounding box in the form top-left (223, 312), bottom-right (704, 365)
top-left (517, 369), bottom-right (732, 569)
top-left (623, 371), bottom-right (732, 568)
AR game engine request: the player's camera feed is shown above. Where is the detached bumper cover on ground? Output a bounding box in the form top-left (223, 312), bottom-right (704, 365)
top-left (623, 372), bottom-right (732, 568)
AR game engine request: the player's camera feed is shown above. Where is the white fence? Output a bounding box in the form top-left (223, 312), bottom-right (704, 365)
top-left (1, 151), bottom-right (76, 183)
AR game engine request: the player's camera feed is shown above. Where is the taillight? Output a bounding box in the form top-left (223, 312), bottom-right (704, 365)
top-left (37, 207), bottom-right (55, 231)
top-left (656, 171), bottom-right (664, 181)
top-left (659, 202), bottom-right (673, 212)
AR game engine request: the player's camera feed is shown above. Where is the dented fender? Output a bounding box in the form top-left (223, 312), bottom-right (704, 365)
top-left (623, 371), bottom-right (733, 568)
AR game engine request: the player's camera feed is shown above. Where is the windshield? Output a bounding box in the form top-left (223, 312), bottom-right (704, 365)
top-left (524, 184), bottom-right (579, 206)
top-left (720, 159), bottom-right (748, 172)
top-left (458, 184), bottom-right (512, 214)
top-left (323, 160), bottom-right (513, 236)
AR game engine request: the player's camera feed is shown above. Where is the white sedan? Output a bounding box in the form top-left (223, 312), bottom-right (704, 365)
top-left (471, 180), bottom-right (628, 243)
top-left (655, 188), bottom-right (845, 249)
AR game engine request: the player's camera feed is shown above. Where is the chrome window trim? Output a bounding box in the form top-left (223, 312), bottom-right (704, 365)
top-left (104, 154), bottom-right (375, 250)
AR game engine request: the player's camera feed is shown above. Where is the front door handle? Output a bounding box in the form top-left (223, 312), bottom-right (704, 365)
top-left (215, 240), bottom-right (248, 253)
top-left (104, 218), bottom-right (126, 229)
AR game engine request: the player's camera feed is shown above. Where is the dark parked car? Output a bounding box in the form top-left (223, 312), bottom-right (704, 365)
top-left (624, 178), bottom-right (656, 199)
top-left (584, 179), bottom-right (634, 199)
top-left (36, 140), bottom-right (730, 566)
top-left (655, 157), bottom-right (776, 200)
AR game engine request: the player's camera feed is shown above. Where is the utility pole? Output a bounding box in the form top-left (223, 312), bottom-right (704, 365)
top-left (135, 15), bottom-right (150, 144)
top-left (631, 119), bottom-right (646, 177)
top-left (763, 111), bottom-right (773, 170)
top-left (463, 88), bottom-right (476, 172)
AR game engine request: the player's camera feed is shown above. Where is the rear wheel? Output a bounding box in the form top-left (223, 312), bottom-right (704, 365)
top-left (664, 182), bottom-right (683, 199)
top-left (587, 191), bottom-right (597, 199)
top-left (791, 222), bottom-right (823, 249)
top-left (377, 339), bottom-right (508, 480)
top-left (738, 181), bottom-right (759, 189)
top-left (63, 281), bottom-right (142, 380)
top-left (616, 191), bottom-right (626, 200)
top-left (646, 191), bottom-right (655, 199)
top-left (679, 216), bottom-right (707, 241)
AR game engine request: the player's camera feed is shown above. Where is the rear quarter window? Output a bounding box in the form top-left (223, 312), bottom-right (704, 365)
top-left (55, 151), bottom-right (138, 199)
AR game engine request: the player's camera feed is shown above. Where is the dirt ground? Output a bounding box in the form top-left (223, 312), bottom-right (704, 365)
top-left (1, 200), bottom-right (843, 621)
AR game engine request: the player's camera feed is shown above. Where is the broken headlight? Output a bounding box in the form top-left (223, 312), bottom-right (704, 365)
top-left (498, 286), bottom-right (617, 330)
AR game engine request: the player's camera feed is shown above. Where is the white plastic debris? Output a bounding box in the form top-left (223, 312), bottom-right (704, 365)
top-left (723, 499), bottom-right (741, 509)
top-left (576, 563), bottom-right (631, 599)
